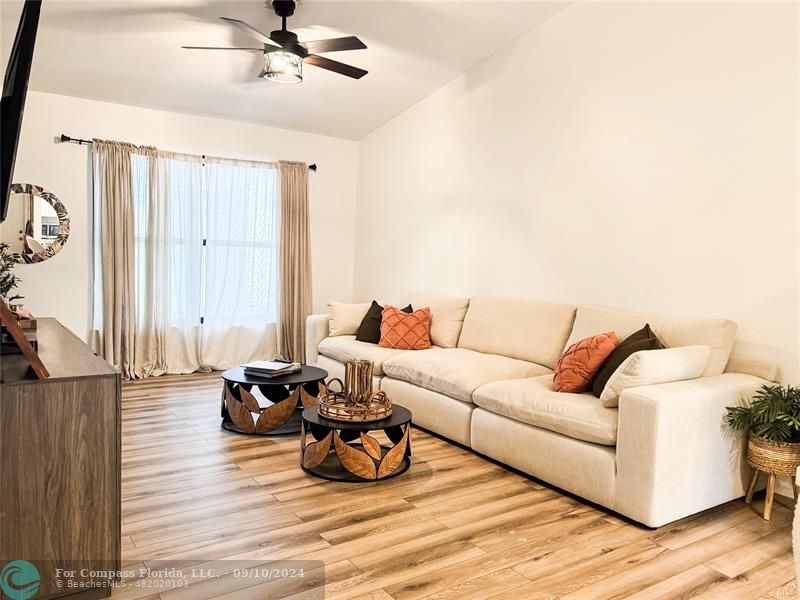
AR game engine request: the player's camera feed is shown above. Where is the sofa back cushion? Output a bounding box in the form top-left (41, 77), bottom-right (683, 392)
top-left (458, 296), bottom-right (577, 369)
top-left (565, 306), bottom-right (736, 376)
top-left (408, 293), bottom-right (470, 348)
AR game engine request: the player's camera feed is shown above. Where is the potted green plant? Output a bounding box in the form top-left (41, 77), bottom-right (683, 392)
top-left (726, 384), bottom-right (800, 476)
top-left (0, 242), bottom-right (22, 303)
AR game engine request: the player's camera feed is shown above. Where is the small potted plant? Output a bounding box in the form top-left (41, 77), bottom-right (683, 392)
top-left (0, 242), bottom-right (23, 307)
top-left (726, 384), bottom-right (800, 477)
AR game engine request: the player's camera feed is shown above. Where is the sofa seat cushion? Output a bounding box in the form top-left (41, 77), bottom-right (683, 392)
top-left (382, 348), bottom-right (550, 403)
top-left (473, 375), bottom-right (618, 445)
top-left (317, 336), bottom-right (407, 375)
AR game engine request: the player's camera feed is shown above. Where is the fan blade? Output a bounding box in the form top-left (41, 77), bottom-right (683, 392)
top-left (220, 17), bottom-right (281, 47)
top-left (182, 46), bottom-right (263, 51)
top-left (305, 54), bottom-right (367, 79)
top-left (300, 36), bottom-right (367, 54)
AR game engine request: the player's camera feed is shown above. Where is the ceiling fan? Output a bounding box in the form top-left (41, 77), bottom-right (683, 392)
top-left (182, 0), bottom-right (367, 83)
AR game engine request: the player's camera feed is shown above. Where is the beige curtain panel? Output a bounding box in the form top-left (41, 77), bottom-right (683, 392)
top-left (278, 161), bottom-right (313, 362)
top-left (91, 140), bottom-right (142, 378)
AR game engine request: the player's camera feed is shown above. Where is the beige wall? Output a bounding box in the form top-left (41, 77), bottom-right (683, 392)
top-left (355, 1), bottom-right (799, 382)
top-left (11, 91), bottom-right (357, 340)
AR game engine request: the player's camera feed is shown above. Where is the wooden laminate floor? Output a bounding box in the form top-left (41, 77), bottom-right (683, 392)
top-left (119, 372), bottom-right (797, 600)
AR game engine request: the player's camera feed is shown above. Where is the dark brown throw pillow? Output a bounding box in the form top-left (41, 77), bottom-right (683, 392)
top-left (355, 300), bottom-right (412, 344)
top-left (591, 324), bottom-right (665, 398)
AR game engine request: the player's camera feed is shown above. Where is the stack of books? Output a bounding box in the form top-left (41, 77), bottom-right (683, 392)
top-left (241, 360), bottom-right (301, 379)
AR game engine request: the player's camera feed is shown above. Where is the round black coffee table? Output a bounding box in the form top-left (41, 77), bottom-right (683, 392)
top-left (300, 404), bottom-right (412, 482)
top-left (220, 366), bottom-right (328, 435)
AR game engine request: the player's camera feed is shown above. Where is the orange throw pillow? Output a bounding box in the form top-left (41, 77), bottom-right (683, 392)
top-left (554, 332), bottom-right (619, 393)
top-left (379, 305), bottom-right (432, 350)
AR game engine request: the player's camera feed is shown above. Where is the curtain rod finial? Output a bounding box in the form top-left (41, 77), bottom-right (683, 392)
top-left (308, 163), bottom-right (317, 171)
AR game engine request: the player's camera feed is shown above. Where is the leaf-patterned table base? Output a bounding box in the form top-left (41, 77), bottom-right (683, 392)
top-left (222, 381), bottom-right (327, 435)
top-left (300, 418), bottom-right (412, 482)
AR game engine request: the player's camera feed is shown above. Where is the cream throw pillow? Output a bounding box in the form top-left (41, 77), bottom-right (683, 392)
top-left (600, 345), bottom-right (711, 407)
top-left (327, 301), bottom-right (371, 337)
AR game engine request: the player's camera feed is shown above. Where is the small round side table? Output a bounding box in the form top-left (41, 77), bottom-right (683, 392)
top-left (220, 366), bottom-right (328, 436)
top-left (300, 404), bottom-right (412, 482)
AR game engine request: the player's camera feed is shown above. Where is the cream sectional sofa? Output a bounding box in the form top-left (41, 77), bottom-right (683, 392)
top-left (305, 295), bottom-right (776, 527)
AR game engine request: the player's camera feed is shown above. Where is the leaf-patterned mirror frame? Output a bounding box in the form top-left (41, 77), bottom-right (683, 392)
top-left (8, 183), bottom-right (70, 264)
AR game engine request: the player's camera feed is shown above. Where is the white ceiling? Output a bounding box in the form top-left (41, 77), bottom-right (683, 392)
top-left (1, 1), bottom-right (569, 140)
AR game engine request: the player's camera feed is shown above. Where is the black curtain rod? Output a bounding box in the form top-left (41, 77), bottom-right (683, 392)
top-left (58, 134), bottom-right (318, 171)
top-left (60, 134), bottom-right (91, 145)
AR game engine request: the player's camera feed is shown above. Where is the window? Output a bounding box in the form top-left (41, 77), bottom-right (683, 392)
top-left (203, 158), bottom-right (279, 327)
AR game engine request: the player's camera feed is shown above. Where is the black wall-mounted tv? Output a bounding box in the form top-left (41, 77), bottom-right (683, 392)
top-left (1, 0), bottom-right (42, 223)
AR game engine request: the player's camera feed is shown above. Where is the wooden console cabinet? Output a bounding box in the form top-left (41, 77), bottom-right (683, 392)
top-left (1, 318), bottom-right (121, 600)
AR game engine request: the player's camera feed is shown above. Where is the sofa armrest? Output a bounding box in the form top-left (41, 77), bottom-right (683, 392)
top-left (305, 314), bottom-right (329, 365)
top-left (615, 373), bottom-right (770, 527)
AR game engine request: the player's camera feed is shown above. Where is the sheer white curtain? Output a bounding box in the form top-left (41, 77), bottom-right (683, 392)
top-left (201, 157), bottom-right (279, 368)
top-left (132, 151), bottom-right (205, 375)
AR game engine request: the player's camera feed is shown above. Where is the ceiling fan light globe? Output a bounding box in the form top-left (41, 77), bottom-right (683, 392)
top-left (263, 50), bottom-right (303, 84)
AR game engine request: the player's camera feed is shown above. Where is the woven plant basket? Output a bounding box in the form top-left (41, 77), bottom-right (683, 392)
top-left (747, 433), bottom-right (800, 476)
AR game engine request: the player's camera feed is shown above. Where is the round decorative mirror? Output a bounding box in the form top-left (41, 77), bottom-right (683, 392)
top-left (0, 183), bottom-right (69, 264)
